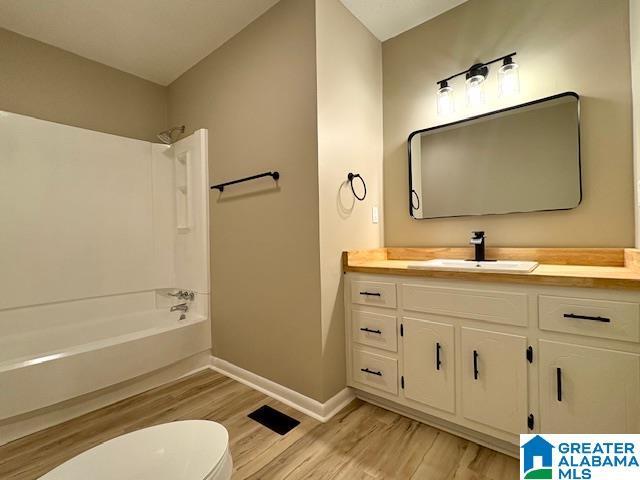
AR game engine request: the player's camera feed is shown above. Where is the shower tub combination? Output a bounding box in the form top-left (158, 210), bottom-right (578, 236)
top-left (0, 299), bottom-right (210, 424)
top-left (0, 113), bottom-right (211, 444)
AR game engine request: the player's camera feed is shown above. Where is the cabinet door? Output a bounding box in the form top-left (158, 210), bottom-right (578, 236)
top-left (539, 340), bottom-right (640, 433)
top-left (403, 316), bottom-right (455, 413)
top-left (461, 327), bottom-right (528, 435)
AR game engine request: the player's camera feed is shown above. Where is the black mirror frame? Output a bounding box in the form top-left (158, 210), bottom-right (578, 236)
top-left (407, 91), bottom-right (582, 219)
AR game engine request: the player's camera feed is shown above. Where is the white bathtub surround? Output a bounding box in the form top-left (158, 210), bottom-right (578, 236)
top-left (0, 113), bottom-right (211, 443)
top-left (210, 357), bottom-right (355, 422)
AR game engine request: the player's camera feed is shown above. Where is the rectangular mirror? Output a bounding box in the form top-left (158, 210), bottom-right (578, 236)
top-left (408, 92), bottom-right (581, 219)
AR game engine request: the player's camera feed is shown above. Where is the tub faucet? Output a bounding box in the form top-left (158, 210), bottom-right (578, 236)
top-left (469, 231), bottom-right (486, 262)
top-left (170, 303), bottom-right (189, 313)
top-left (168, 290), bottom-right (195, 301)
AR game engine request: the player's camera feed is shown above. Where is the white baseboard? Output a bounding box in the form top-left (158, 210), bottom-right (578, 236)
top-left (209, 356), bottom-right (354, 423)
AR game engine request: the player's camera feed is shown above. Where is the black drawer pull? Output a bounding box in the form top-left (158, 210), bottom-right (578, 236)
top-left (473, 350), bottom-right (479, 380)
top-left (563, 313), bottom-right (610, 323)
top-left (557, 367), bottom-right (563, 402)
top-left (436, 342), bottom-right (442, 371)
top-left (361, 367), bottom-right (382, 376)
top-left (360, 291), bottom-right (381, 297)
top-left (360, 327), bottom-right (382, 334)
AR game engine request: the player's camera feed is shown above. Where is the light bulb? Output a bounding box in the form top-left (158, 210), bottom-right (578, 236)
top-left (498, 57), bottom-right (519, 97)
top-left (465, 64), bottom-right (487, 108)
top-left (466, 75), bottom-right (485, 108)
top-left (436, 81), bottom-right (454, 116)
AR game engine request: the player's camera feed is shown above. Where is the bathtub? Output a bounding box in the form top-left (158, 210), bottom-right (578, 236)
top-left (0, 308), bottom-right (210, 422)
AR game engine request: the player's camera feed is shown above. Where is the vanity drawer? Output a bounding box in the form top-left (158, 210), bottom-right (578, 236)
top-left (352, 310), bottom-right (398, 352)
top-left (351, 280), bottom-right (397, 309)
top-left (401, 284), bottom-right (528, 327)
top-left (539, 295), bottom-right (640, 343)
top-left (352, 348), bottom-right (398, 395)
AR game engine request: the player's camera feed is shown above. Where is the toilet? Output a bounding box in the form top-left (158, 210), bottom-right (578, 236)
top-left (39, 420), bottom-right (232, 480)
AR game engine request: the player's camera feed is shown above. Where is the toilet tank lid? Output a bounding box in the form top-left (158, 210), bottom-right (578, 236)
top-left (38, 420), bottom-right (230, 480)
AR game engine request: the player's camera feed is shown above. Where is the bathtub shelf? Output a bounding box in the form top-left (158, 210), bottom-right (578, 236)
top-left (175, 152), bottom-right (191, 231)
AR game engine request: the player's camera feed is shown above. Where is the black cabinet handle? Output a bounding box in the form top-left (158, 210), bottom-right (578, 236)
top-left (360, 327), bottom-right (382, 334)
top-left (473, 350), bottom-right (479, 380)
top-left (361, 367), bottom-right (382, 377)
top-left (557, 367), bottom-right (563, 402)
top-left (436, 342), bottom-right (442, 371)
top-left (564, 313), bottom-right (610, 323)
top-left (359, 291), bottom-right (381, 297)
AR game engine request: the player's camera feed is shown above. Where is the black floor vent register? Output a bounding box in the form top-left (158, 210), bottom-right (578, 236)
top-left (248, 405), bottom-right (300, 435)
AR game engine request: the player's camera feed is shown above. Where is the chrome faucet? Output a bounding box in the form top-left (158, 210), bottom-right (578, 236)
top-left (170, 303), bottom-right (189, 313)
top-left (469, 231), bottom-right (486, 262)
top-left (168, 290), bottom-right (195, 301)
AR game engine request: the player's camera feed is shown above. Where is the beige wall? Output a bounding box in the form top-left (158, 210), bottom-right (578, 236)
top-left (632, 0), bottom-right (640, 248)
top-left (168, 0), bottom-right (326, 400)
top-left (383, 0), bottom-right (634, 247)
top-left (0, 28), bottom-right (166, 142)
top-left (315, 0), bottom-right (383, 400)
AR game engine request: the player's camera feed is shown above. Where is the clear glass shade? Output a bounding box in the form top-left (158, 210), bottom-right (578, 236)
top-left (466, 75), bottom-right (485, 108)
top-left (498, 62), bottom-right (520, 96)
top-left (436, 85), bottom-right (454, 116)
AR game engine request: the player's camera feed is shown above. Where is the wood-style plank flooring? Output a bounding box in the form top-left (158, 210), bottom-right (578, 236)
top-left (0, 370), bottom-right (518, 479)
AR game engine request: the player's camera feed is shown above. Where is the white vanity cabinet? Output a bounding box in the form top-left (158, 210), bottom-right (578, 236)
top-left (345, 272), bottom-right (640, 453)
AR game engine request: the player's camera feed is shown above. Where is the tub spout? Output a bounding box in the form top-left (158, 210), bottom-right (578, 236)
top-left (170, 303), bottom-right (189, 313)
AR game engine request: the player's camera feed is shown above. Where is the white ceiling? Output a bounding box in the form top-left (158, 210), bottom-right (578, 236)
top-left (0, 0), bottom-right (280, 85)
top-left (340, 0), bottom-right (468, 41)
top-left (0, 0), bottom-right (467, 86)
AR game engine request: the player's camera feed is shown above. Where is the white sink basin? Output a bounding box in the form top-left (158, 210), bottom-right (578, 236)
top-left (407, 259), bottom-right (539, 274)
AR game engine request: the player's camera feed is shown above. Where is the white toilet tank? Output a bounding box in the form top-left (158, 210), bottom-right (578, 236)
top-left (39, 420), bottom-right (232, 480)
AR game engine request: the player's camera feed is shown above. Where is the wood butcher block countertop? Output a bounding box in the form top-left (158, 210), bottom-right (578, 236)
top-left (343, 247), bottom-right (640, 290)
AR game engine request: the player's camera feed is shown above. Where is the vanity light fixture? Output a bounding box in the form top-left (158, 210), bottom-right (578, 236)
top-left (436, 52), bottom-right (518, 113)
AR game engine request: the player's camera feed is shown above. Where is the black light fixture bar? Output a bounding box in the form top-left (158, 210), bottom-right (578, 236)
top-left (437, 52), bottom-right (517, 86)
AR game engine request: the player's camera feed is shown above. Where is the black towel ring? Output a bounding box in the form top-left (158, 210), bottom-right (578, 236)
top-left (347, 172), bottom-right (367, 201)
top-left (411, 189), bottom-right (420, 210)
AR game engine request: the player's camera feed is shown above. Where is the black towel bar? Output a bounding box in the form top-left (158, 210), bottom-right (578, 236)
top-left (211, 171), bottom-right (279, 192)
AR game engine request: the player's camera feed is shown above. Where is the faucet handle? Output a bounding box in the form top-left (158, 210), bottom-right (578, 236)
top-left (168, 290), bottom-right (196, 301)
top-left (184, 291), bottom-right (195, 301)
top-left (470, 231), bottom-right (486, 246)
